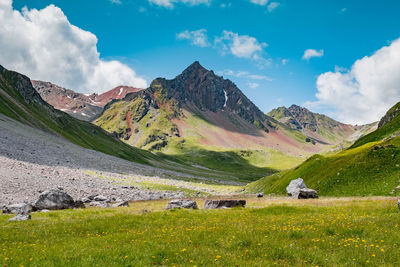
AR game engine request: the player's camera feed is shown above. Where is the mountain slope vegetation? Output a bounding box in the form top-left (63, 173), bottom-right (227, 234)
top-left (247, 102), bottom-right (400, 196)
top-left (95, 62), bottom-right (338, 172)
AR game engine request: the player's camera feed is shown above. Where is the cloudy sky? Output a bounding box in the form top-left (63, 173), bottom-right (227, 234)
top-left (1, 0), bottom-right (400, 124)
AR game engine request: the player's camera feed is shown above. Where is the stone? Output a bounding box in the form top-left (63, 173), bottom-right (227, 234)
top-left (32, 188), bottom-right (83, 210)
top-left (2, 203), bottom-right (31, 214)
top-left (398, 199), bottom-right (400, 212)
top-left (257, 192), bottom-right (264, 198)
top-left (286, 178), bottom-right (307, 197)
top-left (93, 195), bottom-right (108, 202)
top-left (82, 197), bottom-right (91, 203)
top-left (88, 201), bottom-right (110, 208)
top-left (40, 209), bottom-right (50, 213)
top-left (141, 209), bottom-right (151, 213)
top-left (9, 214), bottom-right (31, 221)
top-left (203, 200), bottom-right (246, 209)
top-left (166, 199), bottom-right (198, 210)
top-left (111, 201), bottom-right (129, 207)
top-left (293, 188), bottom-right (318, 199)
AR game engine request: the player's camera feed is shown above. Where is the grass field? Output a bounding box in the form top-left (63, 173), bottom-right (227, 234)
top-left (1, 197), bottom-right (400, 266)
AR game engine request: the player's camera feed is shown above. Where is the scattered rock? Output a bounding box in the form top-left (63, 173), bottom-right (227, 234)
top-left (398, 199), bottom-right (400, 212)
top-left (111, 201), bottom-right (129, 207)
top-left (141, 209), bottom-right (151, 213)
top-left (203, 200), bottom-right (246, 209)
top-left (88, 201), bottom-right (110, 208)
top-left (166, 199), bottom-right (198, 210)
top-left (257, 192), bottom-right (264, 198)
top-left (81, 197), bottom-right (91, 203)
top-left (9, 214), bottom-right (31, 221)
top-left (93, 195), bottom-right (108, 202)
top-left (40, 209), bottom-right (50, 213)
top-left (2, 203), bottom-right (31, 214)
top-left (286, 178), bottom-right (318, 199)
top-left (32, 188), bottom-right (84, 210)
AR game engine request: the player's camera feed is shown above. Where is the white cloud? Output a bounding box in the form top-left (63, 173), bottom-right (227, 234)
top-left (0, 0), bottom-right (147, 93)
top-left (267, 2), bottom-right (279, 12)
top-left (110, 0), bottom-right (122, 4)
top-left (176, 29), bottom-right (209, 47)
top-left (308, 38), bottom-right (400, 124)
top-left (302, 49), bottom-right (324, 60)
top-left (217, 69), bottom-right (272, 81)
top-left (249, 0), bottom-right (268, 6)
top-left (248, 82), bottom-right (260, 89)
top-left (215, 31), bottom-right (268, 63)
top-left (281, 59), bottom-right (288, 65)
top-left (148, 0), bottom-right (210, 8)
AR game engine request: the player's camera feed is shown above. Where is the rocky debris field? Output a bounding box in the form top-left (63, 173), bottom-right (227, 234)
top-left (0, 114), bottom-right (203, 206)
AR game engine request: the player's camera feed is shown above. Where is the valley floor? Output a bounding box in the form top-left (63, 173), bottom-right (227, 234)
top-left (1, 197), bottom-right (400, 266)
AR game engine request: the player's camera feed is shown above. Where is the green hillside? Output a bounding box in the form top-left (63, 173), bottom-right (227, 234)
top-left (247, 102), bottom-right (400, 196)
top-left (0, 65), bottom-right (167, 165)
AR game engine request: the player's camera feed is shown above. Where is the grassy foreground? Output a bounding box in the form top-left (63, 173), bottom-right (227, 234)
top-left (1, 197), bottom-right (400, 266)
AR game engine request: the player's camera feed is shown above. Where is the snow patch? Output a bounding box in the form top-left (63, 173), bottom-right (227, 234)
top-left (118, 87), bottom-right (123, 96)
top-left (223, 90), bottom-right (228, 108)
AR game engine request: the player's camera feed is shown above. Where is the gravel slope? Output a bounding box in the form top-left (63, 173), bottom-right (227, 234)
top-left (0, 114), bottom-right (202, 205)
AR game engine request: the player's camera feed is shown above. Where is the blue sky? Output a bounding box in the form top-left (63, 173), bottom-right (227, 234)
top-left (4, 0), bottom-right (400, 123)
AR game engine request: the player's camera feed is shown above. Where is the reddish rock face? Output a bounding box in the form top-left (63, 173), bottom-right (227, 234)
top-left (32, 81), bottom-right (143, 121)
top-left (88, 86), bottom-right (143, 107)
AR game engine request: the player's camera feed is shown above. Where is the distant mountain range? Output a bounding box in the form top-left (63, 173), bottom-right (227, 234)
top-left (268, 104), bottom-right (376, 145)
top-left (32, 80), bottom-right (142, 121)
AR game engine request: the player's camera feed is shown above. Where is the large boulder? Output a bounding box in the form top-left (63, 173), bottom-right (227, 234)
top-left (9, 214), bottom-right (31, 222)
top-left (204, 200), bottom-right (246, 209)
top-left (294, 188), bottom-right (318, 199)
top-left (166, 199), bottom-right (198, 210)
top-left (32, 189), bottom-right (83, 210)
top-left (286, 178), bottom-right (318, 199)
top-left (286, 178), bottom-right (307, 196)
top-left (2, 203), bottom-right (32, 214)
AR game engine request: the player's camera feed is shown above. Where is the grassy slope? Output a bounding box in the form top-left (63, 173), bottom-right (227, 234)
top-left (247, 136), bottom-right (400, 196)
top-left (0, 67), bottom-right (159, 165)
top-left (1, 197), bottom-right (400, 266)
top-left (351, 102), bottom-right (400, 149)
top-left (247, 102), bottom-right (400, 196)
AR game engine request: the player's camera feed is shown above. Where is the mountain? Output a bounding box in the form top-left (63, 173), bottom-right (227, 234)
top-left (94, 62), bottom-right (347, 172)
top-left (268, 104), bottom-right (363, 144)
top-left (247, 101), bottom-right (400, 196)
top-left (0, 64), bottom-right (161, 165)
top-left (32, 80), bottom-right (142, 121)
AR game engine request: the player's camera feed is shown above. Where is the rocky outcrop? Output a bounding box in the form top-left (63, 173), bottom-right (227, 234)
top-left (166, 199), bottom-right (198, 210)
top-left (378, 103), bottom-right (400, 128)
top-left (32, 188), bottom-right (84, 210)
top-left (2, 203), bottom-right (32, 214)
top-left (204, 199), bottom-right (246, 209)
top-left (286, 178), bottom-right (318, 199)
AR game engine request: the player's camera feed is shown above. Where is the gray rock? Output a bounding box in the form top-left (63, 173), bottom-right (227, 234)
top-left (9, 214), bottom-right (31, 221)
top-left (203, 200), bottom-right (246, 209)
top-left (82, 197), bottom-right (91, 203)
top-left (166, 199), bottom-right (198, 210)
top-left (2, 203), bottom-right (31, 214)
top-left (141, 209), bottom-right (151, 213)
top-left (286, 178), bottom-right (307, 196)
top-left (293, 188), bottom-right (318, 199)
top-left (257, 192), bottom-right (264, 198)
top-left (398, 199), bottom-right (400, 212)
top-left (88, 201), bottom-right (110, 208)
top-left (93, 195), bottom-right (108, 202)
top-left (32, 189), bottom-right (82, 210)
top-left (111, 201), bottom-right (129, 207)
top-left (40, 209), bottom-right (50, 213)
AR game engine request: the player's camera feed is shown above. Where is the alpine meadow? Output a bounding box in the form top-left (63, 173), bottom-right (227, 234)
top-left (1, 0), bottom-right (400, 266)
